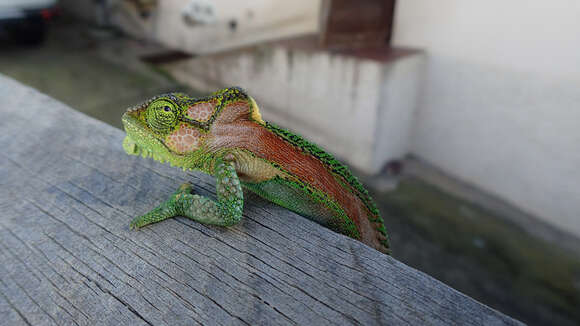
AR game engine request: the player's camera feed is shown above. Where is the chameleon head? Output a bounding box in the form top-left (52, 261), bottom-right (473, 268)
top-left (122, 87), bottom-right (265, 168)
top-left (122, 93), bottom-right (207, 165)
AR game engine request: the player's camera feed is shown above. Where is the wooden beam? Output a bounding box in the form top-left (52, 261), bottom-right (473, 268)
top-left (0, 75), bottom-right (521, 325)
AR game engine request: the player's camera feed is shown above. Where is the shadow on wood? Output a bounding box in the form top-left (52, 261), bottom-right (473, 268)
top-left (0, 75), bottom-right (521, 325)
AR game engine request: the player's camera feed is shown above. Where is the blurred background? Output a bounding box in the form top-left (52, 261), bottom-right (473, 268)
top-left (1, 0), bottom-right (579, 324)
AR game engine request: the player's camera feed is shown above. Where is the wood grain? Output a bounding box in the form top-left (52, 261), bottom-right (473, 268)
top-left (0, 75), bottom-right (522, 325)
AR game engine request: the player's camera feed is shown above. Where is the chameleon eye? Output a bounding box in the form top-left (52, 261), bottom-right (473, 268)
top-left (146, 100), bottom-right (178, 133)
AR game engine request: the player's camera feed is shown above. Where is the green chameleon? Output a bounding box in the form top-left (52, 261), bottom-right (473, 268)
top-left (122, 87), bottom-right (390, 254)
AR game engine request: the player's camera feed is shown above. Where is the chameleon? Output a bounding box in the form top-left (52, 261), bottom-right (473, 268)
top-left (122, 87), bottom-right (391, 254)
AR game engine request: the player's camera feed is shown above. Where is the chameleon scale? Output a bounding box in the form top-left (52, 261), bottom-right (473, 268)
top-left (122, 87), bottom-right (390, 254)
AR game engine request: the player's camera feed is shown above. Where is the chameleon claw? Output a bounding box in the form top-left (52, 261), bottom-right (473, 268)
top-left (174, 182), bottom-right (193, 195)
top-left (129, 215), bottom-right (146, 230)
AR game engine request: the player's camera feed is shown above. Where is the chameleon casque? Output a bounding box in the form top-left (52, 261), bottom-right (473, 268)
top-left (122, 87), bottom-right (391, 254)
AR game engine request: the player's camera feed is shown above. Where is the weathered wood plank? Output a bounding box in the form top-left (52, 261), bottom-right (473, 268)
top-left (0, 75), bottom-right (522, 325)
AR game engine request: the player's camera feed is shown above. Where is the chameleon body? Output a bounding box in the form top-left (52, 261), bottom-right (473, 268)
top-left (122, 87), bottom-right (390, 254)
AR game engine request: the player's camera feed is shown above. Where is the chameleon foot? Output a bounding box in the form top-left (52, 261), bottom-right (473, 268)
top-left (129, 159), bottom-right (243, 230)
top-left (129, 183), bottom-right (190, 230)
top-left (174, 182), bottom-right (193, 195)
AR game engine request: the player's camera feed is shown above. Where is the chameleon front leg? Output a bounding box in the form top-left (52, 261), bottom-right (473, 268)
top-left (129, 158), bottom-right (243, 229)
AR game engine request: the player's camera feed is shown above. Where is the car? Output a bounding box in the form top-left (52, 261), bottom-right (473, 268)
top-left (0, 0), bottom-right (58, 45)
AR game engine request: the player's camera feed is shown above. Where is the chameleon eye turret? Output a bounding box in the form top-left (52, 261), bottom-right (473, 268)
top-left (123, 87), bottom-right (391, 254)
top-left (146, 99), bottom-right (179, 133)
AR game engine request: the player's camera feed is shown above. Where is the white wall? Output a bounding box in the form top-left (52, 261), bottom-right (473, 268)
top-left (152, 0), bottom-right (321, 54)
top-left (393, 1), bottom-right (580, 236)
top-left (61, 0), bottom-right (321, 54)
top-left (163, 46), bottom-right (424, 173)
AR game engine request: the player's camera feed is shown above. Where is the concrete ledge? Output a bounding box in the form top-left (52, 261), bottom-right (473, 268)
top-left (162, 37), bottom-right (425, 174)
top-left (0, 75), bottom-right (520, 325)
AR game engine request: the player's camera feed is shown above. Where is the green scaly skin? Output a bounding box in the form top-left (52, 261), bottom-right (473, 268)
top-left (122, 87), bottom-right (390, 254)
top-left (129, 158), bottom-right (243, 229)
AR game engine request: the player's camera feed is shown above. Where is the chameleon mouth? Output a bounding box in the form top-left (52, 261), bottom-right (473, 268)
top-left (122, 136), bottom-right (169, 162)
top-left (122, 114), bottom-right (202, 170)
top-left (122, 136), bottom-right (149, 157)
top-left (122, 113), bottom-right (172, 163)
